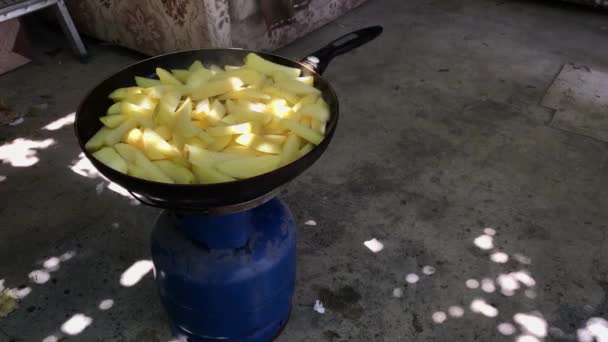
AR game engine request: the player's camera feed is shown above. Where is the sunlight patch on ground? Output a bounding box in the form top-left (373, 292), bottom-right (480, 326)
top-left (29, 270), bottom-right (51, 284)
top-left (481, 278), bottom-right (496, 293)
top-left (98, 299), bottom-right (114, 310)
top-left (0, 138), bottom-right (55, 167)
top-left (120, 260), bottom-right (154, 287)
top-left (448, 306), bottom-right (464, 318)
top-left (61, 313), bottom-right (93, 335)
top-left (497, 322), bottom-right (517, 336)
top-left (490, 251), bottom-right (509, 263)
top-left (405, 273), bottom-right (419, 284)
top-left (43, 113), bottom-right (75, 131)
top-left (432, 311), bottom-right (447, 324)
top-left (363, 238), bottom-right (384, 253)
top-left (470, 298), bottom-right (498, 317)
top-left (474, 234), bottom-right (493, 250)
top-left (465, 279), bottom-right (479, 289)
top-left (70, 153), bottom-right (138, 203)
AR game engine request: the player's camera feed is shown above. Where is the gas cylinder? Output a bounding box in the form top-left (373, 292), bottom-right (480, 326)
top-left (150, 198), bottom-right (296, 341)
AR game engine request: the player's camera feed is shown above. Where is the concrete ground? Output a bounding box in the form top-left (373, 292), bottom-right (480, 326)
top-left (1, 0), bottom-right (608, 341)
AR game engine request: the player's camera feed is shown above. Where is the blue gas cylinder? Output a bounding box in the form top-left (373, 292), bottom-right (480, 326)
top-left (150, 198), bottom-right (296, 342)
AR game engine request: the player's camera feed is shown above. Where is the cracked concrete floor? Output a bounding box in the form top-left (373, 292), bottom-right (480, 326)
top-left (1, 0), bottom-right (608, 341)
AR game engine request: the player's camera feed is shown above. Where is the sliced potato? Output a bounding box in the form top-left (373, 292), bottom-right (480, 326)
top-left (153, 160), bottom-right (195, 184)
top-left (262, 86), bottom-right (299, 105)
top-left (192, 99), bottom-right (210, 121)
top-left (103, 119), bottom-right (138, 146)
top-left (125, 128), bottom-right (144, 149)
top-left (206, 135), bottom-right (232, 151)
top-left (188, 60), bottom-right (204, 72)
top-left (186, 144), bottom-right (243, 166)
top-left (92, 147), bottom-right (128, 173)
top-left (207, 122), bottom-right (255, 136)
top-left (100, 114), bottom-right (128, 128)
top-left (109, 87), bottom-right (142, 101)
top-left (275, 79), bottom-right (320, 95)
top-left (143, 128), bottom-right (180, 160)
top-left (135, 76), bottom-right (161, 88)
top-left (245, 53), bottom-right (301, 78)
top-left (211, 69), bottom-right (264, 87)
top-left (155, 125), bottom-right (172, 141)
top-left (190, 77), bottom-right (242, 101)
top-left (171, 69), bottom-right (191, 83)
top-left (208, 99), bottom-right (226, 123)
top-left (186, 68), bottom-right (213, 90)
top-left (298, 143), bottom-right (314, 157)
top-left (279, 118), bottom-right (323, 145)
top-left (234, 134), bottom-right (282, 154)
top-left (192, 164), bottom-right (235, 184)
top-left (156, 67), bottom-right (183, 86)
top-left (280, 133), bottom-right (301, 166)
top-left (218, 89), bottom-right (271, 102)
top-left (85, 127), bottom-right (112, 151)
top-left (107, 102), bottom-right (121, 115)
top-left (174, 98), bottom-right (198, 138)
top-left (156, 90), bottom-right (182, 127)
top-left (216, 155), bottom-right (280, 178)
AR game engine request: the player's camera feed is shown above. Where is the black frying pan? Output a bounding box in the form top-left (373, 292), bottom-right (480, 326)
top-left (75, 26), bottom-right (383, 213)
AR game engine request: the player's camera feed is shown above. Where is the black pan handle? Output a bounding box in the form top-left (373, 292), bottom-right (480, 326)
top-left (300, 26), bottom-right (383, 75)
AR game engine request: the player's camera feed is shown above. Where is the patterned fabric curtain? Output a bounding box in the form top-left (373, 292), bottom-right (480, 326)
top-left (260, 0), bottom-right (311, 30)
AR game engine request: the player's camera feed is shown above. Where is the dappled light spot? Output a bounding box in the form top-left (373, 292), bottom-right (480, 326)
top-left (484, 228), bottom-right (496, 236)
top-left (577, 328), bottom-right (594, 342)
top-left (422, 265), bottom-right (436, 275)
top-left (41, 335), bottom-right (59, 342)
top-left (585, 317), bottom-right (608, 342)
top-left (448, 306), bottom-right (464, 318)
top-left (59, 251), bottom-right (76, 262)
top-left (392, 287), bottom-right (404, 298)
top-left (405, 273), bottom-right (420, 284)
top-left (11, 286), bottom-right (31, 299)
top-left (497, 274), bottom-right (520, 295)
top-left (513, 253), bottom-right (532, 265)
top-left (98, 299), bottom-right (114, 310)
top-left (61, 313), bottom-right (93, 335)
top-left (512, 271), bottom-right (536, 287)
top-left (515, 335), bottom-right (540, 342)
top-left (43, 113), bottom-right (75, 131)
top-left (490, 252), bottom-right (509, 263)
top-left (481, 278), bottom-right (496, 293)
top-left (514, 313), bottom-right (547, 338)
top-left (363, 238), bottom-right (384, 253)
top-left (43, 257), bottom-right (61, 271)
top-left (524, 289), bottom-right (537, 299)
top-left (0, 279), bottom-right (4, 292)
top-left (120, 260), bottom-right (154, 287)
top-left (432, 311), bottom-right (447, 324)
top-left (497, 322), bottom-right (517, 336)
top-left (0, 138), bottom-right (55, 167)
top-left (70, 153), bottom-right (99, 178)
top-left (0, 175), bottom-right (5, 182)
top-left (474, 235), bottom-right (493, 250)
top-left (29, 270), bottom-right (51, 284)
top-left (466, 279), bottom-right (479, 289)
top-left (548, 326), bottom-right (566, 338)
top-left (470, 298), bottom-right (498, 317)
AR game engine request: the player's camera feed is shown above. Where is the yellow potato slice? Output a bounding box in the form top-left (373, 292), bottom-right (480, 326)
top-left (298, 103), bottom-right (330, 122)
top-left (245, 53), bottom-right (301, 78)
top-left (156, 67), bottom-right (183, 86)
top-left (186, 144), bottom-right (243, 166)
top-left (211, 69), bottom-right (264, 87)
top-left (135, 76), bottom-right (161, 88)
top-left (115, 143), bottom-right (173, 183)
top-left (155, 125), bottom-right (172, 141)
top-left (153, 160), bottom-right (195, 184)
top-left (311, 118), bottom-right (326, 134)
top-left (207, 122), bottom-right (255, 136)
top-left (234, 134), bottom-right (283, 154)
top-left (103, 119), bottom-right (138, 146)
top-left (143, 128), bottom-right (180, 160)
top-left (230, 105), bottom-right (271, 124)
top-left (292, 94), bottom-right (319, 113)
top-left (109, 87), bottom-right (142, 101)
top-left (280, 133), bottom-right (301, 166)
top-left (218, 89), bottom-right (271, 102)
top-left (174, 98), bottom-right (198, 138)
top-left (222, 145), bottom-right (259, 156)
top-left (121, 102), bottom-right (155, 128)
top-left (296, 76), bottom-right (314, 86)
top-left (279, 118), bottom-right (323, 145)
top-left (124, 128), bottom-right (144, 149)
top-left (171, 69), bottom-right (191, 83)
top-left (188, 60), bottom-right (204, 72)
top-left (190, 77), bottom-right (242, 100)
top-left (262, 86), bottom-right (299, 105)
top-left (100, 114), bottom-right (128, 128)
top-left (207, 135), bottom-right (232, 151)
top-left (143, 85), bottom-right (176, 100)
top-left (298, 143), bottom-right (314, 157)
top-left (127, 163), bottom-right (150, 180)
top-left (114, 143), bottom-right (141, 164)
top-left (106, 102), bottom-right (121, 115)
top-left (92, 147), bottom-right (128, 174)
top-left (156, 90), bottom-right (182, 127)
top-left (192, 164), bottom-right (235, 184)
top-left (186, 68), bottom-right (213, 90)
top-left (192, 99), bottom-right (210, 121)
top-left (275, 79), bottom-right (320, 96)
top-left (208, 99), bottom-right (226, 123)
top-left (216, 155), bottom-right (280, 178)
top-left (225, 65), bottom-right (241, 71)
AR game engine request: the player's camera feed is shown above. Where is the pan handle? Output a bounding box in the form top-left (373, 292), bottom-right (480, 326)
top-left (300, 26), bottom-right (383, 75)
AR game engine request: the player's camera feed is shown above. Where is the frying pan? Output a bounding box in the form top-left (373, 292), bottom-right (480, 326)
top-left (75, 26), bottom-right (383, 213)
